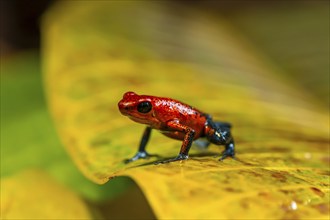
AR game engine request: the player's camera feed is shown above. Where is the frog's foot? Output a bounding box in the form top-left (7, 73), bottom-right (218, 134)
top-left (124, 151), bottom-right (158, 164)
top-left (154, 153), bottom-right (188, 165)
top-left (219, 142), bottom-right (235, 161)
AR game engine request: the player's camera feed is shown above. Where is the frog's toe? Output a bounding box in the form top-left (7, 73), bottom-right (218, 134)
top-left (154, 153), bottom-right (188, 165)
top-left (123, 151), bottom-right (151, 164)
top-left (219, 149), bottom-right (235, 161)
top-left (124, 151), bottom-right (160, 164)
top-left (123, 158), bottom-right (134, 164)
top-left (124, 156), bottom-right (141, 164)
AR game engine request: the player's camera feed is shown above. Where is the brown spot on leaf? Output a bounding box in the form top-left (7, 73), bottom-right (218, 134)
top-left (310, 187), bottom-right (325, 197)
top-left (108, 175), bottom-right (117, 180)
top-left (258, 191), bottom-right (271, 198)
top-left (280, 189), bottom-right (290, 195)
top-left (224, 187), bottom-right (242, 193)
top-left (240, 200), bottom-right (250, 209)
top-left (271, 171), bottom-right (288, 182)
top-left (312, 203), bottom-right (330, 215)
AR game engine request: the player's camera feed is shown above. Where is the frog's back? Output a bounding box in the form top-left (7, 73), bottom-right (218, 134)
top-left (152, 97), bottom-right (207, 140)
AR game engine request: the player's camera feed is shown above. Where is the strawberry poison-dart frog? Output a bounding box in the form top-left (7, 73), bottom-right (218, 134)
top-left (118, 92), bottom-right (235, 164)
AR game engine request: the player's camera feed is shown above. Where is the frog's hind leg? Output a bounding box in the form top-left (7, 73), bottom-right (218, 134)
top-left (206, 121), bottom-right (235, 160)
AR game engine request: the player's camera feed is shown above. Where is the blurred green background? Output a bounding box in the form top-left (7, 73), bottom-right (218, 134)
top-left (1, 1), bottom-right (329, 219)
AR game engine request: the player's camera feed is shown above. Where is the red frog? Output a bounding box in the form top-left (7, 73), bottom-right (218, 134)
top-left (118, 91), bottom-right (235, 164)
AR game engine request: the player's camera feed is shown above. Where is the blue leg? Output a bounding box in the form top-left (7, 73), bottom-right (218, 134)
top-left (124, 126), bottom-right (158, 163)
top-left (206, 120), bottom-right (235, 160)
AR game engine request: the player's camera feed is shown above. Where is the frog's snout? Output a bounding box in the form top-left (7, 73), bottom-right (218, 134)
top-left (118, 100), bottom-right (133, 115)
top-left (118, 91), bottom-right (139, 115)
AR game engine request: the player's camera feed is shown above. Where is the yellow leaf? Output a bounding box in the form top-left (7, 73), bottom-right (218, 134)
top-left (1, 170), bottom-right (92, 219)
top-left (42, 1), bottom-right (330, 219)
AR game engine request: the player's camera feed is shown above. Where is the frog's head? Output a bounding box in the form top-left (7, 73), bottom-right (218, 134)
top-left (118, 91), bottom-right (155, 125)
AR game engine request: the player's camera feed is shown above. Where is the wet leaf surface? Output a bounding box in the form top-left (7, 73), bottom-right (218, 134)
top-left (43, 2), bottom-right (329, 219)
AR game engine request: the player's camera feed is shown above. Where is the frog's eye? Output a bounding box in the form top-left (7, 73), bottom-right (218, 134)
top-left (137, 101), bottom-right (152, 113)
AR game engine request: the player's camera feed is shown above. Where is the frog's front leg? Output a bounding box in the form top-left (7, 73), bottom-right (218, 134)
top-left (155, 121), bottom-right (195, 164)
top-left (124, 126), bottom-right (156, 163)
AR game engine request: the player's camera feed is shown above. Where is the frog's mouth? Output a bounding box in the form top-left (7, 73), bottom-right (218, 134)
top-left (118, 108), bottom-right (129, 116)
top-left (128, 116), bottom-right (150, 125)
top-left (118, 100), bottom-right (134, 116)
